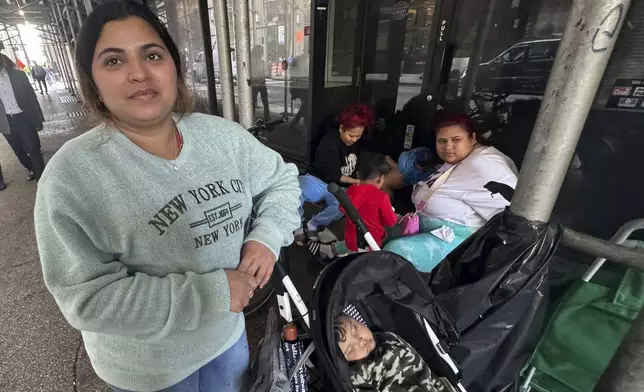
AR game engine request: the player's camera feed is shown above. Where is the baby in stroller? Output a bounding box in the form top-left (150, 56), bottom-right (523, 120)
top-left (335, 306), bottom-right (457, 392)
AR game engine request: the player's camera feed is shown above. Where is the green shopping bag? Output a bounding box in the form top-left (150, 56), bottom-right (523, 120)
top-left (522, 268), bottom-right (644, 392)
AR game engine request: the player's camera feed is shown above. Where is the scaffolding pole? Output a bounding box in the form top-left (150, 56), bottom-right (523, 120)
top-left (43, 26), bottom-right (64, 87)
top-left (510, 0), bottom-right (631, 222)
top-left (461, 0), bottom-right (497, 111)
top-left (213, 0), bottom-right (236, 120)
top-left (72, 0), bottom-right (84, 28)
top-left (51, 28), bottom-right (71, 90)
top-left (232, 0), bottom-right (254, 128)
top-left (48, 17), bottom-right (68, 87)
top-left (54, 4), bottom-right (79, 95)
top-left (61, 5), bottom-right (76, 49)
top-left (505, 0), bottom-right (644, 390)
top-left (15, 26), bottom-right (31, 67)
top-left (83, 0), bottom-right (92, 13)
top-left (50, 11), bottom-right (76, 96)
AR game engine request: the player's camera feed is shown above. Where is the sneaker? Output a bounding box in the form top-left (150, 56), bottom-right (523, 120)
top-left (306, 229), bottom-right (319, 243)
top-left (0, 180), bottom-right (6, 191)
top-left (27, 171), bottom-right (36, 181)
top-left (308, 241), bottom-right (339, 264)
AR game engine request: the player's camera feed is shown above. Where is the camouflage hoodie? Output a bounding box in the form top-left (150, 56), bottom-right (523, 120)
top-left (349, 332), bottom-right (457, 392)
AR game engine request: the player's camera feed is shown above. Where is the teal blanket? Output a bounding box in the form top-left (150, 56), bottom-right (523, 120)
top-left (383, 216), bottom-right (475, 273)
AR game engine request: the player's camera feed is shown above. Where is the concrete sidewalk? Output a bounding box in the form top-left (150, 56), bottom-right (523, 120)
top-left (0, 84), bottom-right (322, 391)
top-left (0, 85), bottom-right (110, 392)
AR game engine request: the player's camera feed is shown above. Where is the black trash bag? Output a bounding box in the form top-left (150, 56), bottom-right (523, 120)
top-left (429, 210), bottom-right (562, 392)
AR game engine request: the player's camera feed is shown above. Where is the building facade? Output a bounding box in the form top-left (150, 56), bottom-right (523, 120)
top-left (146, 0), bottom-right (643, 240)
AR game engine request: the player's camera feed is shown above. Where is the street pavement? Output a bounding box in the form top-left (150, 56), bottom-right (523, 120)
top-left (0, 83), bottom-right (324, 392)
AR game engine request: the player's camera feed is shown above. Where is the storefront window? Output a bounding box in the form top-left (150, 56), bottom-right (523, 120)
top-left (204, 0), bottom-right (312, 162)
top-left (324, 0), bottom-right (436, 117)
top-left (150, 0), bottom-right (211, 114)
top-left (449, 0), bottom-right (644, 238)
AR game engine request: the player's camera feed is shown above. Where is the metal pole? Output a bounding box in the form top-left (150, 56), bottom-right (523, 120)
top-left (461, 0), bottom-right (496, 111)
top-left (44, 25), bottom-right (65, 87)
top-left (509, 0), bottom-right (632, 222)
top-left (47, 24), bottom-right (67, 86)
top-left (15, 26), bottom-right (31, 67)
top-left (213, 0), bottom-right (236, 120)
top-left (48, 18), bottom-right (68, 89)
top-left (3, 25), bottom-right (17, 66)
top-left (50, 12), bottom-right (76, 95)
top-left (83, 0), bottom-right (93, 14)
top-left (594, 308), bottom-right (644, 392)
top-left (560, 228), bottom-right (644, 272)
top-left (73, 0), bottom-right (84, 28)
top-left (232, 0), bottom-right (254, 127)
top-left (54, 5), bottom-right (77, 91)
top-left (61, 6), bottom-right (76, 49)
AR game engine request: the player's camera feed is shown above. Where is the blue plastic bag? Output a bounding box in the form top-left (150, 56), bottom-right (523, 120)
top-left (397, 147), bottom-right (434, 185)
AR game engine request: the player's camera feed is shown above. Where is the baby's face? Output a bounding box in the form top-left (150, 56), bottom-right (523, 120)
top-left (337, 316), bottom-right (376, 362)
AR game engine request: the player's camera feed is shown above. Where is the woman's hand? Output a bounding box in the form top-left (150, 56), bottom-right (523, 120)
top-left (238, 241), bottom-right (276, 289)
top-left (225, 270), bottom-right (258, 313)
top-left (340, 175), bottom-right (361, 185)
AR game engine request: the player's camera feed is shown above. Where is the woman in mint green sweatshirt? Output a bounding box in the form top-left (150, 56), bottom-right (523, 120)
top-left (33, 2), bottom-right (301, 391)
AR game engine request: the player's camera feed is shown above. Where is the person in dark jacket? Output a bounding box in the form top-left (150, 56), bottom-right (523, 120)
top-left (294, 104), bottom-right (374, 245)
top-left (0, 54), bottom-right (45, 181)
top-left (31, 61), bottom-right (48, 94)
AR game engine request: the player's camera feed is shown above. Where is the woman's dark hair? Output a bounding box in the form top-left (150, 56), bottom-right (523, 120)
top-left (357, 152), bottom-right (390, 181)
top-left (337, 104), bottom-right (375, 130)
top-left (436, 114), bottom-right (487, 145)
top-left (334, 317), bottom-right (347, 344)
top-left (75, 0), bottom-right (193, 124)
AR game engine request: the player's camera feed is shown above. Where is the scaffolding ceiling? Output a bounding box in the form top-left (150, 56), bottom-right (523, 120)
top-left (0, 0), bottom-right (50, 25)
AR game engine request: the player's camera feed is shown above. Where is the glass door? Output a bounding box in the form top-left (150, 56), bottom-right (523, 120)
top-left (358, 0), bottom-right (437, 117)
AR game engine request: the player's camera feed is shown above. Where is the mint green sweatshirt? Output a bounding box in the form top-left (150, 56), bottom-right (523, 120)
top-left (34, 113), bottom-right (301, 391)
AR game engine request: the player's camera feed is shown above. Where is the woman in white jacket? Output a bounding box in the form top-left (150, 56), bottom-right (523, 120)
top-left (385, 115), bottom-right (518, 272)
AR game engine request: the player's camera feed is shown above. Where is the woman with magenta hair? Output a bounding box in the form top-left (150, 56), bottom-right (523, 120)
top-left (294, 104), bottom-right (374, 247)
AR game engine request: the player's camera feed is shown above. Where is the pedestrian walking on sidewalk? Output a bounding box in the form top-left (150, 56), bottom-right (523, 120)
top-left (34, 2), bottom-right (301, 392)
top-left (251, 45), bottom-right (270, 121)
top-left (0, 54), bottom-right (45, 181)
top-left (31, 61), bottom-right (48, 94)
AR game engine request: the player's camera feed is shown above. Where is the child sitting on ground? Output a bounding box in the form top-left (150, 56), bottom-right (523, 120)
top-left (335, 311), bottom-right (457, 392)
top-left (310, 153), bottom-right (397, 260)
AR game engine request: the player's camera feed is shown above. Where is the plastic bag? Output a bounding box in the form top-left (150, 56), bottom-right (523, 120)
top-left (429, 211), bottom-right (562, 391)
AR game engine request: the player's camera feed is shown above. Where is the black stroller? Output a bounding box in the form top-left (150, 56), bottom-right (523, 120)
top-left (247, 184), bottom-right (468, 392)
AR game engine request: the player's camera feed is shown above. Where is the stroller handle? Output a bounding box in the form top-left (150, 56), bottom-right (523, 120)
top-left (327, 183), bottom-right (381, 251)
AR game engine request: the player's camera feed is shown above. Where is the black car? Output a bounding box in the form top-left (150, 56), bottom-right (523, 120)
top-left (465, 38), bottom-right (561, 95)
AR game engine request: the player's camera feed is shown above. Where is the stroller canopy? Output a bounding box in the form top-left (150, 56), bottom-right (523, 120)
top-left (310, 251), bottom-right (460, 392)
